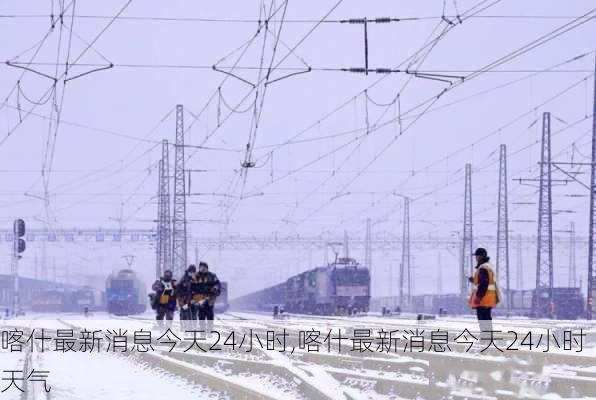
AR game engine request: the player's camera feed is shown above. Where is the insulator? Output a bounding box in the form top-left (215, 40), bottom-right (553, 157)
top-left (374, 18), bottom-right (391, 23)
top-left (340, 18), bottom-right (366, 24)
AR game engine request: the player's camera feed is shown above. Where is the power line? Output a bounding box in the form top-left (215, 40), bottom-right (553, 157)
top-left (5, 61), bottom-right (593, 73)
top-left (2, 13), bottom-right (593, 23)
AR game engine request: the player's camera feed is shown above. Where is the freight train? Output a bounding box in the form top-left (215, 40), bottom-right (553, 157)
top-left (31, 286), bottom-right (105, 313)
top-left (0, 274), bottom-right (75, 312)
top-left (231, 258), bottom-right (370, 315)
top-left (105, 269), bottom-right (147, 315)
top-left (374, 287), bottom-right (585, 320)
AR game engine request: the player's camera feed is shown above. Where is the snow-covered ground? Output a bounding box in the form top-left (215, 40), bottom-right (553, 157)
top-left (1, 312), bottom-right (595, 399)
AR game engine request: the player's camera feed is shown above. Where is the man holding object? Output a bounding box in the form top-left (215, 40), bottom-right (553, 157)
top-left (468, 248), bottom-right (499, 335)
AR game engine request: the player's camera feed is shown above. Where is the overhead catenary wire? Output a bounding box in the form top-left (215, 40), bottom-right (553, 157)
top-left (217, 0), bottom-right (504, 233)
top-left (275, 17), bottom-right (595, 233)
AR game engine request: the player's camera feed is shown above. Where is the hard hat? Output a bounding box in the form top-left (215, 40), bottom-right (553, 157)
top-left (473, 248), bottom-right (488, 257)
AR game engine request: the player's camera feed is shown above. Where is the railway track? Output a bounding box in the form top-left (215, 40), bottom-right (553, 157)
top-left (2, 314), bottom-right (595, 399)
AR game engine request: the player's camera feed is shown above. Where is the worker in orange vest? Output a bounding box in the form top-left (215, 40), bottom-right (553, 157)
top-left (468, 248), bottom-right (499, 334)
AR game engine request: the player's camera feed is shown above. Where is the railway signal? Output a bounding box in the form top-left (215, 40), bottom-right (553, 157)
top-left (14, 219), bottom-right (25, 255)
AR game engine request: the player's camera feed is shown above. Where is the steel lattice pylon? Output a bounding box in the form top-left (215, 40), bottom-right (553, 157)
top-left (155, 159), bottom-right (163, 279)
top-left (535, 112), bottom-right (554, 318)
top-left (496, 144), bottom-right (510, 311)
top-left (172, 105), bottom-right (187, 278)
top-left (588, 55), bottom-right (596, 320)
top-left (399, 197), bottom-right (411, 308)
top-left (460, 163), bottom-right (473, 300)
top-left (155, 139), bottom-right (171, 279)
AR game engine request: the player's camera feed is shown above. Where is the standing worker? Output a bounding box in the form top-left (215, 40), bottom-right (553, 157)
top-left (192, 262), bottom-right (221, 336)
top-left (468, 248), bottom-right (499, 336)
top-left (177, 265), bottom-right (196, 330)
top-left (152, 269), bottom-right (177, 329)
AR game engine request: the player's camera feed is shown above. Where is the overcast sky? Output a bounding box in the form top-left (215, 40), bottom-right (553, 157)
top-left (0, 1), bottom-right (594, 297)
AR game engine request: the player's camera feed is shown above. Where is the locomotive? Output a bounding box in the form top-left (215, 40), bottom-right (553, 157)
top-left (72, 286), bottom-right (105, 312)
top-left (231, 258), bottom-right (370, 315)
top-left (105, 269), bottom-right (147, 315)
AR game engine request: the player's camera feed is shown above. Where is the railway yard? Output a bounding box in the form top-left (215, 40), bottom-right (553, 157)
top-left (2, 0), bottom-right (596, 398)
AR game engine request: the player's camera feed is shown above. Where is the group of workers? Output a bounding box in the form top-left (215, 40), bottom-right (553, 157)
top-left (151, 261), bottom-right (221, 332)
top-left (149, 248), bottom-right (498, 335)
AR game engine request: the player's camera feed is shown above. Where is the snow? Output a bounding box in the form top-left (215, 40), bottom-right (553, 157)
top-left (40, 351), bottom-right (225, 400)
top-left (0, 313), bottom-right (595, 399)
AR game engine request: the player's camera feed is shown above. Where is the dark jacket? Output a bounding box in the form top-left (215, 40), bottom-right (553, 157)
top-left (191, 272), bottom-right (221, 306)
top-left (176, 272), bottom-right (194, 306)
top-left (474, 257), bottom-right (490, 302)
top-left (152, 278), bottom-right (177, 310)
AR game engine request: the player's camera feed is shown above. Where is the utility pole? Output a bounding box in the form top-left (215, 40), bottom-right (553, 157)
top-left (569, 222), bottom-right (577, 287)
top-left (365, 218), bottom-right (372, 293)
top-left (496, 144), bottom-right (511, 312)
top-left (460, 163), bottom-right (473, 300)
top-left (587, 55), bottom-right (596, 320)
top-left (343, 230), bottom-right (350, 259)
top-left (172, 105), bottom-right (188, 278)
top-left (399, 197), bottom-right (411, 308)
top-left (437, 251), bottom-right (443, 295)
top-left (41, 225), bottom-right (47, 281)
top-left (535, 112), bottom-right (554, 318)
top-left (516, 233), bottom-right (523, 290)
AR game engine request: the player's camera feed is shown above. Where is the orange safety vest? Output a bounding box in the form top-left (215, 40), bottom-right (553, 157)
top-left (468, 262), bottom-right (499, 308)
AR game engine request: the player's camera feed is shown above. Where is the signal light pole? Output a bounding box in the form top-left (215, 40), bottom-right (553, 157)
top-left (12, 219), bottom-right (26, 316)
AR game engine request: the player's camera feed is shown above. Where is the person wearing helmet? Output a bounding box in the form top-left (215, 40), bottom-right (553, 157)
top-left (468, 248), bottom-right (500, 338)
top-left (177, 265), bottom-right (197, 330)
top-left (191, 261), bottom-right (221, 335)
top-left (152, 269), bottom-right (177, 329)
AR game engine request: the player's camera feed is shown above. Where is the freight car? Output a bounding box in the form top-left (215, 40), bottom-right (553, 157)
top-left (231, 258), bottom-right (370, 315)
top-left (0, 274), bottom-right (78, 312)
top-left (31, 286), bottom-right (105, 314)
top-left (384, 287), bottom-right (584, 319)
top-left (105, 269), bottom-right (146, 315)
top-left (531, 287), bottom-right (584, 319)
top-left (31, 288), bottom-right (74, 313)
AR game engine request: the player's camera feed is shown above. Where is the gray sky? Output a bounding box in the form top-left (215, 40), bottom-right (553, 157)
top-left (0, 1), bottom-right (594, 297)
